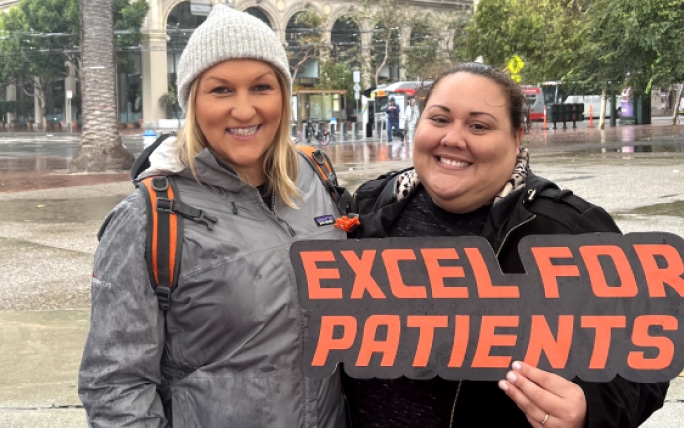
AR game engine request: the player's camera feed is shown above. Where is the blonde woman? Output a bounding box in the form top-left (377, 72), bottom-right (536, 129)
top-left (79, 5), bottom-right (348, 427)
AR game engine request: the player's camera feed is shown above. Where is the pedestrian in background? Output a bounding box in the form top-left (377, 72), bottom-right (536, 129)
top-left (78, 5), bottom-right (348, 427)
top-left (403, 96), bottom-right (420, 151)
top-left (343, 62), bottom-right (668, 427)
top-left (386, 96), bottom-right (401, 143)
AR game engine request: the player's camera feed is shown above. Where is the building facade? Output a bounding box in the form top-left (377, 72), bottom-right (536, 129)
top-left (0, 0), bottom-right (473, 128)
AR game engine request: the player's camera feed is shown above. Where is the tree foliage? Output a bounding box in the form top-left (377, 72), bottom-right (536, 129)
top-left (465, 0), bottom-right (684, 97)
top-left (113, 0), bottom-right (150, 74)
top-left (355, 0), bottom-right (412, 87)
top-left (286, 11), bottom-right (326, 80)
top-left (0, 0), bottom-right (79, 123)
top-left (464, 0), bottom-right (582, 85)
top-left (404, 11), bottom-right (471, 82)
top-left (578, 0), bottom-right (684, 95)
top-left (0, 0), bottom-right (148, 126)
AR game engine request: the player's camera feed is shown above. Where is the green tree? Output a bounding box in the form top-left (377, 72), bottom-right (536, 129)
top-left (576, 0), bottom-right (684, 123)
top-left (0, 0), bottom-right (147, 133)
top-left (464, 0), bottom-right (582, 85)
top-left (403, 11), bottom-right (471, 83)
top-left (354, 0), bottom-right (411, 87)
top-left (286, 11), bottom-right (326, 81)
top-left (316, 60), bottom-right (354, 113)
top-left (113, 0), bottom-right (149, 74)
top-left (404, 18), bottom-right (440, 81)
top-left (0, 0), bottom-right (79, 128)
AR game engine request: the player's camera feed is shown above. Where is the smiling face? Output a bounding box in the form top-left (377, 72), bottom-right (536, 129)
top-left (194, 58), bottom-right (284, 186)
top-left (413, 71), bottom-right (522, 214)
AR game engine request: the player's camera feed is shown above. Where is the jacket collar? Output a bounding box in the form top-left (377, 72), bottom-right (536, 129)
top-left (140, 135), bottom-right (246, 192)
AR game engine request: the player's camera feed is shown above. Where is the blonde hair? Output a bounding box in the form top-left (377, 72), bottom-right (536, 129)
top-left (177, 68), bottom-right (301, 208)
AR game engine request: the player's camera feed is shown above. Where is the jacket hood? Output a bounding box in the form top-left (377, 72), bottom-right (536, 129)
top-left (138, 135), bottom-right (185, 179)
top-left (137, 135), bottom-right (245, 192)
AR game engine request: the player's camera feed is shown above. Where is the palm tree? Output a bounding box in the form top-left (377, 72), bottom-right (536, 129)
top-left (70, 0), bottom-right (133, 172)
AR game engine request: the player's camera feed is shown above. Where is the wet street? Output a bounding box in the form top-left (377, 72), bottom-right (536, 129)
top-left (1, 117), bottom-right (684, 426)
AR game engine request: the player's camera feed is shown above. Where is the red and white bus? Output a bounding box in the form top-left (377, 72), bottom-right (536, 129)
top-left (521, 85), bottom-right (545, 121)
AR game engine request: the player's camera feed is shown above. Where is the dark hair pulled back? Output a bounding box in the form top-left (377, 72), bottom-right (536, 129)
top-left (423, 62), bottom-right (528, 133)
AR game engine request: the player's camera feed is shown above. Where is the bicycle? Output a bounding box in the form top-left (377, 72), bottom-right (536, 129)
top-left (304, 119), bottom-right (331, 146)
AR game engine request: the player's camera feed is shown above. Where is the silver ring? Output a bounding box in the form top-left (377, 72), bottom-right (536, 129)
top-left (541, 413), bottom-right (549, 425)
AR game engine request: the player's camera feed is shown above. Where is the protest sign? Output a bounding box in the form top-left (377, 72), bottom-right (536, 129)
top-left (290, 232), bottom-right (684, 382)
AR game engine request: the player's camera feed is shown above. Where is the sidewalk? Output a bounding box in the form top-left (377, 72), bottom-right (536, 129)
top-left (2, 120), bottom-right (684, 426)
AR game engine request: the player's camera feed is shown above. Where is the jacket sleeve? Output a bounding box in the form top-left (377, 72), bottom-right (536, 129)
top-left (78, 190), bottom-right (169, 427)
top-left (578, 378), bottom-right (668, 428)
top-left (537, 201), bottom-right (670, 427)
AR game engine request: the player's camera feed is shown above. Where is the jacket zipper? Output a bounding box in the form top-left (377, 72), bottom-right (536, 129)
top-left (448, 381), bottom-right (463, 428)
top-left (494, 214), bottom-right (536, 258)
top-left (448, 199), bottom-right (538, 427)
top-left (261, 192), bottom-right (297, 237)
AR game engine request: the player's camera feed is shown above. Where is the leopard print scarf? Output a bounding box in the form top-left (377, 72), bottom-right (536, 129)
top-left (395, 146), bottom-right (530, 206)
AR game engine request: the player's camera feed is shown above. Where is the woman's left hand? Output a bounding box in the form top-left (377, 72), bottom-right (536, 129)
top-left (498, 361), bottom-right (586, 427)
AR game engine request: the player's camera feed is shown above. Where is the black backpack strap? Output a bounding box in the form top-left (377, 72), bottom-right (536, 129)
top-left (295, 145), bottom-right (358, 231)
top-left (130, 133), bottom-right (175, 181)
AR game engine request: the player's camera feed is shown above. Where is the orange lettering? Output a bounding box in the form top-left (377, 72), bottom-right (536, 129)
top-left (311, 316), bottom-right (356, 366)
top-left (579, 245), bottom-right (637, 297)
top-left (472, 316), bottom-right (518, 368)
top-left (356, 315), bottom-right (401, 367)
top-left (407, 315), bottom-right (449, 367)
top-left (531, 247), bottom-right (579, 298)
top-left (581, 316), bottom-right (626, 369)
top-left (465, 247), bottom-right (519, 298)
top-left (524, 315), bottom-right (573, 368)
top-left (628, 315), bottom-right (677, 370)
top-left (634, 244), bottom-right (684, 297)
top-left (341, 250), bottom-right (386, 299)
top-left (421, 248), bottom-right (467, 298)
top-left (301, 251), bottom-right (342, 299)
top-left (448, 315), bottom-right (470, 368)
top-left (383, 249), bottom-right (427, 298)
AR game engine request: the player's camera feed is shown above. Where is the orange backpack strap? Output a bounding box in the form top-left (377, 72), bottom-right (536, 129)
top-left (295, 145), bottom-right (359, 232)
top-left (137, 175), bottom-right (218, 311)
top-left (139, 176), bottom-right (182, 311)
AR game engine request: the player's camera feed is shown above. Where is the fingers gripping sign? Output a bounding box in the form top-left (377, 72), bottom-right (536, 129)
top-left (498, 361), bottom-right (586, 427)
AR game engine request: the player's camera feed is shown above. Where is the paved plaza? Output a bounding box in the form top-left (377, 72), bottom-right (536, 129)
top-left (1, 117), bottom-right (684, 426)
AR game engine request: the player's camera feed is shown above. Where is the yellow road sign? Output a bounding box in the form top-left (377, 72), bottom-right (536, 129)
top-left (507, 55), bottom-right (524, 74)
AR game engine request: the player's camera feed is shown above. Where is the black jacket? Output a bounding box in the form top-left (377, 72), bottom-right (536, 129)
top-left (346, 168), bottom-right (669, 428)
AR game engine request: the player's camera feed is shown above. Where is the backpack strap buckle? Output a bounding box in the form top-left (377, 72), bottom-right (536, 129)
top-left (156, 197), bottom-right (174, 213)
top-left (156, 286), bottom-right (172, 311)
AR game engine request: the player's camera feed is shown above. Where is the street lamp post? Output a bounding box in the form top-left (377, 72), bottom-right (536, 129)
top-left (609, 80), bottom-right (617, 127)
top-left (353, 67), bottom-right (361, 139)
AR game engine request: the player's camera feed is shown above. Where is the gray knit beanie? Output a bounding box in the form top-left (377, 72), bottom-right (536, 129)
top-left (176, 4), bottom-right (291, 112)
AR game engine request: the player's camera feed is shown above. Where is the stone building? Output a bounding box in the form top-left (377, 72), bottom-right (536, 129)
top-left (0, 0), bottom-right (473, 128)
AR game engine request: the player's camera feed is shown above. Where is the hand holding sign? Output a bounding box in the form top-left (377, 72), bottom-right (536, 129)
top-left (499, 360), bottom-right (587, 428)
top-left (290, 232), bottom-right (684, 383)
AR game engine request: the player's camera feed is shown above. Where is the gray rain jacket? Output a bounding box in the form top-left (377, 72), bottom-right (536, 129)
top-left (79, 137), bottom-right (348, 427)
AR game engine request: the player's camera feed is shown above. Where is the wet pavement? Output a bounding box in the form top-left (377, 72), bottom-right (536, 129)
top-left (1, 116), bottom-right (684, 426)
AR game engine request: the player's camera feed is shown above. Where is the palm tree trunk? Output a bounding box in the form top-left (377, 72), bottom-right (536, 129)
top-left (70, 0), bottom-right (133, 172)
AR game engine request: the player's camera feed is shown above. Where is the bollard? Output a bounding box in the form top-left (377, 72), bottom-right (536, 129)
top-left (352, 122), bottom-right (358, 140)
top-left (342, 122), bottom-right (349, 141)
top-left (142, 129), bottom-right (158, 148)
top-left (589, 105), bottom-right (593, 128)
top-left (543, 106), bottom-right (547, 130)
